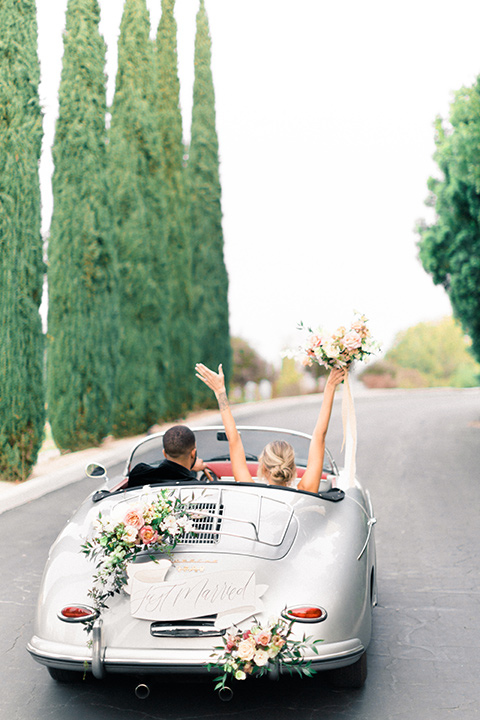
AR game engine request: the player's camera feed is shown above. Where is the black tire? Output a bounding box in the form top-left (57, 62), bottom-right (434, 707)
top-left (47, 666), bottom-right (85, 683)
top-left (326, 651), bottom-right (367, 689)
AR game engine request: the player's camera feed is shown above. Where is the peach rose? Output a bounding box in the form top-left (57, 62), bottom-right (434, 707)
top-left (255, 629), bottom-right (272, 646)
top-left (237, 640), bottom-right (255, 661)
top-left (272, 634), bottom-right (286, 648)
top-left (124, 508), bottom-right (144, 529)
top-left (343, 330), bottom-right (362, 351)
top-left (138, 525), bottom-right (158, 544)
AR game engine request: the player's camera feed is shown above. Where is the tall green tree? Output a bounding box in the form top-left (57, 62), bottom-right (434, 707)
top-left (155, 0), bottom-right (193, 417)
top-left (47, 0), bottom-right (118, 451)
top-left (109, 0), bottom-right (168, 436)
top-left (188, 0), bottom-right (231, 405)
top-left (0, 0), bottom-right (45, 481)
top-left (418, 78), bottom-right (480, 363)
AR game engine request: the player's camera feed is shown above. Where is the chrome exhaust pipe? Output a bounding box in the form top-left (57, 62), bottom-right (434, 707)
top-left (135, 683), bottom-right (150, 699)
top-left (218, 686), bottom-right (233, 701)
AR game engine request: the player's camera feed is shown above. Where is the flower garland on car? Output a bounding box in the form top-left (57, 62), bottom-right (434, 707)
top-left (208, 616), bottom-right (322, 697)
top-left (285, 313), bottom-right (380, 486)
top-left (81, 488), bottom-right (195, 633)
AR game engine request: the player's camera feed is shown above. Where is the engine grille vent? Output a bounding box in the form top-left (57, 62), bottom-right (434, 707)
top-left (180, 502), bottom-right (224, 545)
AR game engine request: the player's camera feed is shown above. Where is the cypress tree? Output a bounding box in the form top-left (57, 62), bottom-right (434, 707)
top-left (47, 0), bottom-right (118, 451)
top-left (188, 0), bottom-right (231, 405)
top-left (155, 0), bottom-right (193, 416)
top-left (0, 0), bottom-right (45, 481)
top-left (110, 0), bottom-right (168, 436)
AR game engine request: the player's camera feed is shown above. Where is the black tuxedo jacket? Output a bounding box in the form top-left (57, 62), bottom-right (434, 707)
top-left (128, 459), bottom-right (196, 488)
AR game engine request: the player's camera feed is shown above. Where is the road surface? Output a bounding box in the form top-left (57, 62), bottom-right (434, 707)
top-left (1, 388), bottom-right (479, 719)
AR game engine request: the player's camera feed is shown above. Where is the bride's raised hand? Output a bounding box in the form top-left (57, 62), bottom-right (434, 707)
top-left (326, 367), bottom-right (346, 388)
top-left (195, 363), bottom-right (226, 396)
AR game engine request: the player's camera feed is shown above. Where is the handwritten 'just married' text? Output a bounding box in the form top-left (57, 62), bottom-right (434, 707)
top-left (130, 570), bottom-right (256, 621)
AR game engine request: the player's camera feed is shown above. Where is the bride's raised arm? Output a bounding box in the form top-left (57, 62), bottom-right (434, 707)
top-left (195, 363), bottom-right (253, 484)
top-left (298, 367), bottom-right (345, 493)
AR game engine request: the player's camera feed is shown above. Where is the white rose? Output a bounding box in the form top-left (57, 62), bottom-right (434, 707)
top-left (253, 649), bottom-right (270, 667)
top-left (123, 526), bottom-right (138, 543)
top-left (161, 516), bottom-right (179, 535)
top-left (320, 341), bottom-right (340, 359)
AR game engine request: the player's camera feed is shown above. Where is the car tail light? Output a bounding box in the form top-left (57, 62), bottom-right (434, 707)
top-left (282, 605), bottom-right (327, 623)
top-left (58, 605), bottom-right (97, 623)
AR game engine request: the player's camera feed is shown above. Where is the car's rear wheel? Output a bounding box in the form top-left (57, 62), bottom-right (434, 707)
top-left (47, 666), bottom-right (85, 683)
top-left (326, 651), bottom-right (367, 688)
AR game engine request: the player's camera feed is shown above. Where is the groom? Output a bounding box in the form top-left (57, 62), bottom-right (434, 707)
top-left (128, 425), bottom-right (206, 487)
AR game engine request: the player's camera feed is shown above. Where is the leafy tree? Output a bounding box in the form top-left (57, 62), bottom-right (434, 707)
top-left (273, 358), bottom-right (305, 398)
top-left (188, 0), bottom-right (231, 406)
top-left (362, 317), bottom-right (480, 388)
top-left (231, 337), bottom-right (275, 387)
top-left (0, 0), bottom-right (45, 481)
top-left (47, 0), bottom-right (119, 451)
top-left (418, 79), bottom-right (480, 363)
top-left (109, 0), bottom-right (168, 436)
top-left (155, 0), bottom-right (193, 417)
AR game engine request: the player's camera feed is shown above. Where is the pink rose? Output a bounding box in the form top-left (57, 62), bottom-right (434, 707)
top-left (138, 525), bottom-right (158, 544)
top-left (255, 629), bottom-right (272, 646)
top-left (237, 640), bottom-right (255, 661)
top-left (343, 330), bottom-right (362, 351)
top-left (226, 634), bottom-right (238, 651)
top-left (124, 508), bottom-right (145, 529)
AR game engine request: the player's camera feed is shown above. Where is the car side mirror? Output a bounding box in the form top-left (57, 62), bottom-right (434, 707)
top-left (85, 463), bottom-right (107, 479)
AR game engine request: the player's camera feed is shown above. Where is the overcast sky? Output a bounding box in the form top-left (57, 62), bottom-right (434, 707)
top-left (36, 0), bottom-right (480, 364)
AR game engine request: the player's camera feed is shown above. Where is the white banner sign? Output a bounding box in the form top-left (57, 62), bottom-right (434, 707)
top-left (129, 568), bottom-right (263, 622)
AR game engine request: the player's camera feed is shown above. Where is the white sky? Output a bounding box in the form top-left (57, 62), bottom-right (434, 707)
top-left (36, 0), bottom-right (480, 364)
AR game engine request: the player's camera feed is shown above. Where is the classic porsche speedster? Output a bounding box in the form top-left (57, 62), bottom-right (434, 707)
top-left (27, 426), bottom-right (376, 692)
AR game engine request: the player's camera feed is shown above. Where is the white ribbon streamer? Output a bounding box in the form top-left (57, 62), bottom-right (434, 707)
top-left (341, 370), bottom-right (357, 487)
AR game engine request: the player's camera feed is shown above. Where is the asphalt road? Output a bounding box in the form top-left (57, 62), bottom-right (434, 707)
top-left (2, 388), bottom-right (479, 720)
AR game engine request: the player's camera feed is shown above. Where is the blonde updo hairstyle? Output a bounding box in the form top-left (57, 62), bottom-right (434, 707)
top-left (258, 440), bottom-right (297, 486)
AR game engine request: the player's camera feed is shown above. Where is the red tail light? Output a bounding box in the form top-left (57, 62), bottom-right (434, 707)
top-left (282, 605), bottom-right (327, 623)
top-left (58, 605), bottom-right (97, 623)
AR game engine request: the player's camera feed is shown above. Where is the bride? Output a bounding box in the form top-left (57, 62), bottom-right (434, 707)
top-left (195, 363), bottom-right (345, 493)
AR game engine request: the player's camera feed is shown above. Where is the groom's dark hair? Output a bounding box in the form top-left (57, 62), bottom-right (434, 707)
top-left (163, 425), bottom-right (196, 459)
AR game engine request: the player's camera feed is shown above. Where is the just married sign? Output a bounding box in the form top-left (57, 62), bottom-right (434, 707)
top-left (127, 561), bottom-right (266, 622)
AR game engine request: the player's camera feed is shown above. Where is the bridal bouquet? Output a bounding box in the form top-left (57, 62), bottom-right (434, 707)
top-left (81, 488), bottom-right (195, 632)
top-left (295, 313), bottom-right (379, 369)
top-left (284, 313), bottom-right (380, 487)
top-left (208, 616), bottom-right (321, 696)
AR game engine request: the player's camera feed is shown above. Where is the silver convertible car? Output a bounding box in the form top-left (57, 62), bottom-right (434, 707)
top-left (27, 426), bottom-right (377, 693)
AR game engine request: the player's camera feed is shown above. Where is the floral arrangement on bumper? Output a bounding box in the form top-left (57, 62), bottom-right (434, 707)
top-left (81, 488), bottom-right (195, 632)
top-left (208, 616), bottom-right (322, 695)
top-left (293, 312), bottom-right (380, 369)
